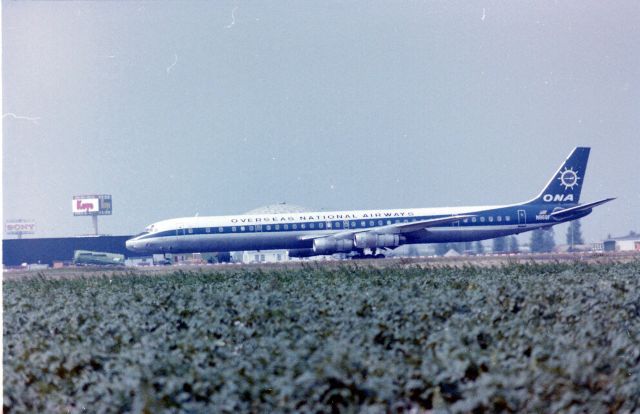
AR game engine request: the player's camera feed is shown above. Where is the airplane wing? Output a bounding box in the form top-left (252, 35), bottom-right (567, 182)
top-left (299, 214), bottom-right (476, 241)
top-left (549, 198), bottom-right (616, 220)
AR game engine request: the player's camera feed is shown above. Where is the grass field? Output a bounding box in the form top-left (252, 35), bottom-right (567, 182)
top-left (4, 262), bottom-right (640, 412)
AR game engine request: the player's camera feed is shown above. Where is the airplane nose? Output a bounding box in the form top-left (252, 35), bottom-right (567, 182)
top-left (125, 239), bottom-right (136, 251)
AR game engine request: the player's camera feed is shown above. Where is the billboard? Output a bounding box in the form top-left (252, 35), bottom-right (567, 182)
top-left (6, 220), bottom-right (36, 235)
top-left (72, 195), bottom-right (112, 216)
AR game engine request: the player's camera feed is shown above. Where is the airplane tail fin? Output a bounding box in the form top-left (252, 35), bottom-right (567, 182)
top-left (527, 147), bottom-right (590, 205)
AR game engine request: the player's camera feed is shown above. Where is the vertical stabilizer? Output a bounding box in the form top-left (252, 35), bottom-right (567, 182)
top-left (527, 147), bottom-right (590, 205)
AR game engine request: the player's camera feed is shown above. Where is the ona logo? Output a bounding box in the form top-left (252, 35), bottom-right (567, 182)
top-left (558, 167), bottom-right (580, 190)
top-left (543, 194), bottom-right (574, 202)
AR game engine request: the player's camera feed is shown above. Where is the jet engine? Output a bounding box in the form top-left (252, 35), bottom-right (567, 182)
top-left (354, 233), bottom-right (401, 249)
top-left (313, 237), bottom-right (353, 254)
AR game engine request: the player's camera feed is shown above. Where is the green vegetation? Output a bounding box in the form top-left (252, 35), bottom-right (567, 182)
top-left (530, 228), bottom-right (557, 253)
top-left (492, 236), bottom-right (507, 253)
top-left (566, 220), bottom-right (585, 248)
top-left (4, 262), bottom-right (640, 412)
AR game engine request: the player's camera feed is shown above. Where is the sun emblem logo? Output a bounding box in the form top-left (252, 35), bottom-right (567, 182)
top-left (558, 167), bottom-right (580, 190)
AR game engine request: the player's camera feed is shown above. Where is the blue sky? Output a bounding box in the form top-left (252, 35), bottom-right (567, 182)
top-left (3, 1), bottom-right (639, 243)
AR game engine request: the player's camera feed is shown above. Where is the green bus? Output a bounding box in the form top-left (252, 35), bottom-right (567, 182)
top-left (73, 250), bottom-right (125, 266)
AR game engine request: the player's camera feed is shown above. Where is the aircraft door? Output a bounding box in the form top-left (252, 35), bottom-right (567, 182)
top-left (256, 225), bottom-right (262, 233)
top-left (343, 220), bottom-right (350, 229)
top-left (517, 210), bottom-right (526, 227)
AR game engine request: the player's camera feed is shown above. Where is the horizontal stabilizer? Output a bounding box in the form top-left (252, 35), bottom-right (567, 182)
top-left (549, 198), bottom-right (615, 219)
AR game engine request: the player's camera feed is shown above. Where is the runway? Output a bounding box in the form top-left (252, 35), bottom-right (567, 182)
top-left (4, 251), bottom-right (638, 281)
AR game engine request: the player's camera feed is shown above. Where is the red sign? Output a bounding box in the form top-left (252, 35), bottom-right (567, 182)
top-left (72, 195), bottom-right (112, 216)
top-left (76, 200), bottom-right (95, 211)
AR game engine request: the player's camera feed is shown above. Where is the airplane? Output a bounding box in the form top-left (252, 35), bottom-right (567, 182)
top-left (126, 147), bottom-right (614, 258)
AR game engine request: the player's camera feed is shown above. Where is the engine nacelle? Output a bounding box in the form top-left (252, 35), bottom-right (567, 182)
top-left (354, 233), bottom-right (401, 249)
top-left (313, 238), bottom-right (354, 254)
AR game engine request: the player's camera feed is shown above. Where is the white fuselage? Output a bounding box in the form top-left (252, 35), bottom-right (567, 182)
top-left (125, 204), bottom-right (548, 255)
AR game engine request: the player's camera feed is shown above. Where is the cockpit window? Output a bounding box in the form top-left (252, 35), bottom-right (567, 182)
top-left (134, 224), bottom-right (156, 238)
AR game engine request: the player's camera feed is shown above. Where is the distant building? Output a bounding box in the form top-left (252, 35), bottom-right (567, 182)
top-left (125, 257), bottom-right (154, 267)
top-left (3, 235), bottom-right (147, 267)
top-left (603, 233), bottom-right (640, 252)
top-left (242, 250), bottom-right (289, 264)
top-left (444, 249), bottom-right (461, 257)
top-left (390, 244), bottom-right (433, 257)
top-left (518, 245), bottom-right (532, 254)
top-left (554, 244), bottom-right (595, 253)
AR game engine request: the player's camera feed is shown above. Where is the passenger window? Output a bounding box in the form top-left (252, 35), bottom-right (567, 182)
top-left (232, 226), bottom-right (237, 232)
top-left (319, 223), bottom-right (324, 229)
top-left (506, 216), bottom-right (511, 222)
top-left (480, 217), bottom-right (485, 223)
top-left (378, 220), bottom-right (383, 226)
top-left (472, 217), bottom-right (477, 223)
top-left (369, 220), bottom-right (374, 226)
top-left (240, 226), bottom-right (245, 232)
top-left (266, 225), bottom-right (271, 231)
top-left (188, 228), bottom-right (193, 234)
top-left (463, 219), bottom-right (468, 223)
top-left (335, 222), bottom-right (341, 228)
top-left (497, 216), bottom-right (502, 222)
top-left (283, 224), bottom-right (288, 230)
top-left (275, 224), bottom-right (280, 230)
top-left (219, 227), bottom-right (224, 233)
top-left (488, 217), bottom-right (493, 222)
top-left (309, 223), bottom-right (314, 229)
top-left (249, 226), bottom-right (255, 231)
top-left (301, 223), bottom-right (306, 229)
top-left (292, 224), bottom-right (297, 230)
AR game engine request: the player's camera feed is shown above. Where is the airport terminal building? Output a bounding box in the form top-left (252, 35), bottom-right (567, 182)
top-left (2, 235), bottom-right (146, 267)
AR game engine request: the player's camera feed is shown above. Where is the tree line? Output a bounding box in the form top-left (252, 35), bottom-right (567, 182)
top-left (429, 220), bottom-right (585, 255)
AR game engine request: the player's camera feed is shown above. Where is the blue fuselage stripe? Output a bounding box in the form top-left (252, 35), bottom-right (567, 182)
top-left (135, 204), bottom-right (578, 241)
